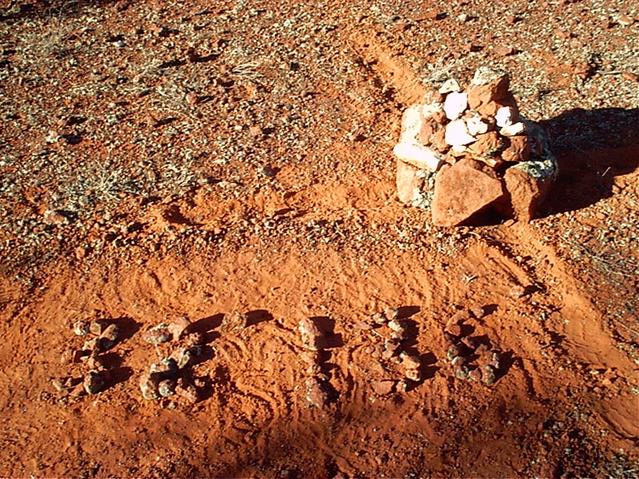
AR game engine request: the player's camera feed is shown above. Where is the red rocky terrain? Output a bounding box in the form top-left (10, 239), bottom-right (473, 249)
top-left (1, 0), bottom-right (638, 477)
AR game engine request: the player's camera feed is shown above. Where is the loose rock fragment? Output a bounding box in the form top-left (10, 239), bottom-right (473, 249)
top-left (439, 78), bottom-right (461, 94)
top-left (405, 368), bottom-right (422, 382)
top-left (500, 122), bottom-right (526, 137)
top-left (143, 324), bottom-right (172, 345)
top-left (140, 373), bottom-right (160, 400)
top-left (99, 324), bottom-right (119, 349)
top-left (305, 377), bottom-right (328, 408)
top-left (83, 370), bottom-right (105, 394)
top-left (150, 358), bottom-right (179, 379)
top-left (89, 319), bottom-right (109, 336)
top-left (158, 379), bottom-right (176, 397)
top-left (168, 316), bottom-right (191, 340)
top-left (298, 318), bottom-right (322, 350)
top-left (481, 365), bottom-right (496, 385)
top-left (73, 320), bottom-right (90, 336)
top-left (393, 142), bottom-right (442, 171)
top-left (372, 380), bottom-right (396, 396)
top-left (445, 119), bottom-right (476, 147)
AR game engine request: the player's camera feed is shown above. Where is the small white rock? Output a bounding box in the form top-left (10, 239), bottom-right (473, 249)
top-left (495, 106), bottom-right (517, 128)
top-left (443, 92), bottom-right (468, 120)
top-left (393, 143), bottom-right (443, 171)
top-left (439, 78), bottom-right (461, 94)
top-left (451, 144), bottom-right (467, 154)
top-left (466, 115), bottom-right (489, 136)
top-left (457, 13), bottom-right (469, 22)
top-left (445, 119), bottom-right (477, 146)
top-left (399, 104), bottom-right (423, 143)
top-left (500, 122), bottom-right (526, 137)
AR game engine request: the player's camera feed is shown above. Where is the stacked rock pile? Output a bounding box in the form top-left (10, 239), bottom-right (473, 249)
top-left (298, 317), bottom-right (332, 408)
top-left (367, 307), bottom-right (423, 396)
top-left (394, 67), bottom-right (558, 226)
top-left (53, 317), bottom-right (122, 398)
top-left (444, 308), bottom-right (505, 386)
top-left (139, 317), bottom-right (206, 404)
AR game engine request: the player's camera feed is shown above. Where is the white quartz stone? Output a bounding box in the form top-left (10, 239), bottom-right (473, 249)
top-left (393, 143), bottom-right (443, 171)
top-left (500, 122), bottom-right (526, 137)
top-left (466, 115), bottom-right (489, 136)
top-left (443, 91), bottom-right (468, 120)
top-left (495, 106), bottom-right (517, 128)
top-left (445, 119), bottom-right (477, 146)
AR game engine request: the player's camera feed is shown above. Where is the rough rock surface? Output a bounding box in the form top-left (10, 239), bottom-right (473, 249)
top-left (431, 159), bottom-right (506, 226)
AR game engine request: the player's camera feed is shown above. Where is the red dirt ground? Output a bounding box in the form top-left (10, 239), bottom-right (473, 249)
top-left (1, 0), bottom-right (638, 477)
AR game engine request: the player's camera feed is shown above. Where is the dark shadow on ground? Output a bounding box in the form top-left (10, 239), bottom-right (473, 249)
top-left (540, 107), bottom-right (639, 216)
top-left (0, 0), bottom-right (128, 22)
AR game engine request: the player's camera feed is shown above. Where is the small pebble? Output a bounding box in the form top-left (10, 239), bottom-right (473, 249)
top-left (73, 320), bottom-right (90, 336)
top-left (143, 324), bottom-right (172, 345)
top-left (158, 379), bottom-right (176, 397)
top-left (371, 312), bottom-right (387, 325)
top-left (83, 370), bottom-right (105, 394)
top-left (140, 373), bottom-right (160, 400)
top-left (372, 380), bottom-right (396, 396)
top-left (99, 324), bottom-right (119, 349)
top-left (405, 368), bottom-right (422, 382)
top-left (89, 319), bottom-right (109, 336)
top-left (168, 316), bottom-right (191, 340)
top-left (384, 307), bottom-right (399, 321)
top-left (176, 378), bottom-right (200, 404)
top-left (481, 365), bottom-right (496, 385)
top-left (150, 357), bottom-right (179, 379)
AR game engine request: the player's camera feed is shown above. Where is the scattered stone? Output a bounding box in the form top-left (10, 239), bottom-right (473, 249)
top-left (142, 324), bottom-right (172, 345)
top-left (445, 323), bottom-right (462, 337)
top-left (384, 307), bottom-right (399, 321)
top-left (69, 383), bottom-right (86, 398)
top-left (173, 348), bottom-right (194, 369)
top-left (52, 378), bottom-right (67, 392)
top-left (431, 158), bottom-right (506, 226)
top-left (185, 331), bottom-right (205, 347)
top-left (82, 337), bottom-right (100, 353)
top-left (298, 318), bottom-right (322, 350)
top-left (224, 311), bottom-right (249, 331)
top-left (387, 319), bottom-right (405, 334)
top-left (405, 368), bottom-right (422, 382)
top-left (400, 352), bottom-right (420, 370)
top-left (150, 357), bottom-right (179, 379)
top-left (468, 367), bottom-right (482, 382)
top-left (495, 106), bottom-right (517, 128)
top-left (158, 379), bottom-right (176, 397)
top-left (83, 370), bottom-right (105, 394)
top-left (73, 320), bottom-right (90, 336)
top-left (86, 353), bottom-right (108, 371)
top-left (504, 160), bottom-right (554, 221)
top-left (500, 122), bottom-right (526, 137)
top-left (168, 316), bottom-right (191, 340)
top-left (140, 373), bottom-right (160, 400)
top-left (89, 319), bottom-right (109, 336)
top-left (99, 324), bottom-right (119, 349)
top-left (481, 365), bottom-right (496, 385)
top-left (372, 380), bottom-right (396, 396)
top-left (371, 312), bottom-right (387, 325)
top-left (305, 377), bottom-right (328, 407)
top-left (501, 135), bottom-right (531, 163)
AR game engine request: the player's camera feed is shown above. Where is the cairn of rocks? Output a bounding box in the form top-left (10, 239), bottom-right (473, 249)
top-left (443, 308), bottom-right (503, 386)
top-left (53, 317), bottom-right (122, 398)
top-left (368, 307), bottom-right (423, 396)
top-left (393, 67), bottom-right (558, 226)
top-left (139, 317), bottom-right (206, 404)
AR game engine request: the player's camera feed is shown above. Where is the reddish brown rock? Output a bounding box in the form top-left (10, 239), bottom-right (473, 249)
top-left (467, 72), bottom-right (510, 111)
top-left (168, 316), bottom-right (191, 340)
top-left (417, 118), bottom-right (437, 144)
top-left (502, 135), bottom-right (531, 163)
top-left (431, 159), bottom-right (506, 226)
top-left (467, 131), bottom-right (505, 166)
top-left (396, 159), bottom-right (424, 205)
top-left (474, 93), bottom-right (519, 118)
top-left (504, 165), bottom-right (552, 221)
top-left (372, 380), bottom-right (396, 395)
top-left (430, 128), bottom-right (449, 153)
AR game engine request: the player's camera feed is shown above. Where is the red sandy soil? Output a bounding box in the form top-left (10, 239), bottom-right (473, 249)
top-left (1, 0), bottom-right (638, 477)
